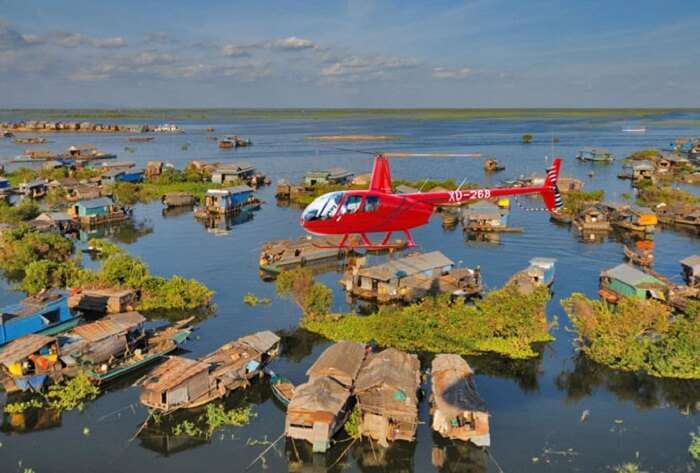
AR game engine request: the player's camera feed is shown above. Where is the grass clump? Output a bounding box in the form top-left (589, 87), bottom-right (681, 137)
top-left (562, 294), bottom-right (700, 379)
top-left (303, 283), bottom-right (552, 359)
top-left (690, 429), bottom-right (700, 461)
top-left (243, 293), bottom-right (271, 306)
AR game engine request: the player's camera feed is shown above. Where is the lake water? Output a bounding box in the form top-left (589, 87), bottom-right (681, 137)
top-left (1, 111), bottom-right (700, 473)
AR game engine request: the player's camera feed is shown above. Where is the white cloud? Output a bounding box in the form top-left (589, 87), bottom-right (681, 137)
top-left (92, 37), bottom-right (126, 49)
top-left (51, 31), bottom-right (126, 49)
top-left (432, 66), bottom-right (473, 80)
top-left (272, 36), bottom-right (315, 51)
top-left (132, 51), bottom-right (176, 66)
top-left (320, 54), bottom-right (418, 82)
top-left (70, 63), bottom-right (117, 81)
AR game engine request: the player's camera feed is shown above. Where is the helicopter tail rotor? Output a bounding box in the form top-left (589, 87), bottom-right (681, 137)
top-left (541, 158), bottom-right (563, 213)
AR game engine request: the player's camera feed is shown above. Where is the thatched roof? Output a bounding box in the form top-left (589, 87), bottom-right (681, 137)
top-left (306, 340), bottom-right (366, 388)
top-left (431, 354), bottom-right (487, 417)
top-left (288, 376), bottom-right (350, 415)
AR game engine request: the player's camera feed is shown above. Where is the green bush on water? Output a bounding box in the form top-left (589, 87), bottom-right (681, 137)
top-left (46, 372), bottom-right (101, 411)
top-left (522, 133), bottom-right (534, 144)
top-left (4, 399), bottom-right (44, 414)
top-left (0, 200), bottom-right (40, 225)
top-left (243, 293), bottom-right (271, 306)
top-left (0, 225), bottom-right (74, 275)
top-left (171, 404), bottom-right (255, 439)
top-left (562, 294), bottom-right (700, 379)
top-left (636, 184), bottom-right (700, 206)
top-left (301, 281), bottom-right (553, 359)
top-left (690, 429), bottom-right (700, 461)
top-left (561, 190), bottom-right (605, 215)
top-left (276, 268), bottom-right (332, 318)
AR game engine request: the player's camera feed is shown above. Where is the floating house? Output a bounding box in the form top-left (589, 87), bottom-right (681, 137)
top-left (68, 197), bottom-right (130, 226)
top-left (162, 192), bottom-right (195, 208)
top-left (430, 354), bottom-right (490, 447)
top-left (0, 290), bottom-right (78, 346)
top-left (576, 147), bottom-right (613, 162)
top-left (306, 340), bottom-right (367, 388)
top-left (574, 206), bottom-right (611, 232)
top-left (631, 161), bottom-right (656, 183)
top-left (101, 161), bottom-right (135, 172)
top-left (18, 180), bottom-right (48, 198)
top-left (599, 263), bottom-right (668, 304)
top-left (461, 201), bottom-right (511, 232)
top-left (140, 331), bottom-right (280, 413)
top-left (509, 257), bottom-right (556, 294)
top-left (197, 186), bottom-right (257, 216)
top-left (304, 168), bottom-right (354, 186)
top-left (145, 160), bottom-right (163, 178)
top-left (680, 255), bottom-right (700, 287)
top-left (259, 236), bottom-right (355, 275)
top-left (557, 177), bottom-right (584, 193)
top-left (341, 251), bottom-right (482, 303)
top-left (0, 334), bottom-right (62, 392)
top-left (286, 376), bottom-right (352, 453)
top-left (68, 288), bottom-right (137, 315)
top-left (0, 177), bottom-right (10, 191)
top-left (612, 206), bottom-right (657, 234)
top-left (30, 212), bottom-right (77, 234)
top-left (354, 348), bottom-right (421, 446)
top-left (211, 162), bottom-right (256, 184)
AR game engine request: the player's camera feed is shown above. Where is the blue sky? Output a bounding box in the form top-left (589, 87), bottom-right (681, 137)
top-left (0, 0), bottom-right (698, 108)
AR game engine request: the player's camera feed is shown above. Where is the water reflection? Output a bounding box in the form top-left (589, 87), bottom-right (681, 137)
top-left (556, 354), bottom-right (700, 413)
top-left (467, 348), bottom-right (544, 392)
top-left (431, 434), bottom-right (488, 473)
top-left (196, 210), bottom-right (256, 235)
top-left (78, 219), bottom-right (154, 244)
top-left (277, 328), bottom-right (329, 363)
top-left (161, 205), bottom-right (194, 218)
top-left (351, 439), bottom-right (416, 472)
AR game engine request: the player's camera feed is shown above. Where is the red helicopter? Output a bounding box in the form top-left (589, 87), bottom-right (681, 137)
top-left (301, 154), bottom-right (563, 249)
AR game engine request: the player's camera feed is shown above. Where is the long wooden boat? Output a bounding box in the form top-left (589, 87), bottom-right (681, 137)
top-left (623, 244), bottom-right (654, 267)
top-left (269, 373), bottom-right (295, 408)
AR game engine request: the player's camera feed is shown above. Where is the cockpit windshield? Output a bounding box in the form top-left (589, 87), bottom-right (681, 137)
top-left (302, 192), bottom-right (343, 221)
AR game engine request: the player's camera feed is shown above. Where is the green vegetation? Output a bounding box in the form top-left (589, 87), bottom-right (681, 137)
top-left (613, 464), bottom-right (645, 473)
top-left (562, 294), bottom-right (700, 379)
top-left (243, 293), bottom-right (271, 306)
top-left (87, 239), bottom-right (123, 258)
top-left (344, 405), bottom-right (362, 439)
top-left (625, 149), bottom-right (660, 161)
top-left (562, 190), bottom-right (605, 215)
top-left (0, 200), bottom-right (40, 224)
top-left (522, 133), bottom-right (534, 144)
top-left (5, 166), bottom-right (101, 187)
top-left (690, 429), bottom-right (700, 461)
top-left (108, 167), bottom-right (219, 204)
top-left (171, 404), bottom-right (255, 439)
top-left (304, 283), bottom-right (553, 359)
top-left (275, 268), bottom-right (333, 318)
top-left (0, 225), bottom-right (74, 275)
top-left (636, 185), bottom-right (700, 206)
top-left (3, 399), bottom-right (44, 414)
top-left (46, 372), bottom-right (100, 411)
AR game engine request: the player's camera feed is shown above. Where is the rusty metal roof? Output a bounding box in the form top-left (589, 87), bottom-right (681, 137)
top-left (306, 340), bottom-right (366, 388)
top-left (140, 356), bottom-right (210, 393)
top-left (431, 354), bottom-right (487, 416)
top-left (0, 334), bottom-right (56, 366)
top-left (237, 330), bottom-right (280, 354)
top-left (288, 376), bottom-right (350, 414)
top-left (357, 251), bottom-right (454, 282)
top-left (71, 313), bottom-right (143, 342)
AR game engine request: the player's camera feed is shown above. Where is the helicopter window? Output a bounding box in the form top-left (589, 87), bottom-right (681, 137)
top-left (364, 196), bottom-right (380, 212)
top-left (341, 195), bottom-right (363, 214)
top-left (302, 192), bottom-right (343, 221)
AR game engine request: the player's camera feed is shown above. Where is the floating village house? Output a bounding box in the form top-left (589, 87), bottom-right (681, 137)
top-left (612, 205), bottom-right (657, 234)
top-left (68, 197), bottom-right (129, 226)
top-left (199, 185), bottom-right (255, 215)
top-left (140, 331), bottom-right (280, 413)
top-left (462, 201), bottom-right (509, 231)
top-left (631, 161), bottom-right (656, 183)
top-left (509, 257), bottom-right (557, 294)
top-left (680, 255), bottom-right (700, 287)
top-left (430, 354), bottom-right (490, 447)
top-left (341, 251), bottom-right (482, 303)
top-left (0, 334), bottom-right (62, 392)
top-left (19, 180), bottom-right (48, 198)
top-left (656, 152), bottom-right (689, 174)
top-left (0, 290), bottom-right (77, 346)
top-left (576, 147), bottom-right (614, 162)
top-left (304, 168), bottom-right (354, 186)
top-left (259, 236), bottom-right (351, 276)
top-left (354, 348), bottom-right (421, 446)
top-left (68, 288), bottom-right (139, 316)
top-left (0, 177), bottom-right (11, 191)
top-left (101, 168), bottom-right (145, 185)
top-left (574, 206), bottom-right (611, 232)
top-left (211, 162), bottom-right (256, 184)
top-left (599, 263), bottom-right (668, 304)
top-left (286, 340), bottom-right (366, 452)
top-left (30, 212), bottom-right (77, 234)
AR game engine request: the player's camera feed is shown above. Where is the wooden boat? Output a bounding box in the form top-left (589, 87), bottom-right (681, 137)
top-left (483, 159), bottom-right (505, 172)
top-left (218, 138), bottom-right (234, 149)
top-left (84, 319), bottom-right (193, 384)
top-left (269, 373), bottom-right (295, 408)
top-left (623, 244), bottom-right (654, 267)
top-left (127, 136), bottom-right (154, 142)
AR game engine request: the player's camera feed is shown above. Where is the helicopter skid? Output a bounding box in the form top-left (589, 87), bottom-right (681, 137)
top-left (311, 230), bottom-right (415, 251)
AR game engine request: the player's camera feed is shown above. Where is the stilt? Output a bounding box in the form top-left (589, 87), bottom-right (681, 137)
top-left (403, 229), bottom-right (416, 247)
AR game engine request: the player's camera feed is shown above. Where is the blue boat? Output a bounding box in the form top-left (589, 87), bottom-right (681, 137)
top-left (0, 290), bottom-right (79, 346)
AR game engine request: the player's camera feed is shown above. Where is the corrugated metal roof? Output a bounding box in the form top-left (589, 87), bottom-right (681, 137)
top-left (358, 251), bottom-right (454, 282)
top-left (105, 311), bottom-right (146, 329)
top-left (288, 376), bottom-right (350, 414)
top-left (306, 340), bottom-right (366, 387)
top-left (681, 255), bottom-right (700, 269)
top-left (224, 185), bottom-right (254, 194)
top-left (140, 356), bottom-right (210, 393)
top-left (76, 197), bottom-right (113, 208)
top-left (72, 319), bottom-right (130, 342)
top-left (431, 354), bottom-right (487, 416)
top-left (0, 334), bottom-right (55, 366)
top-left (355, 348), bottom-right (420, 393)
top-left (237, 330), bottom-right (280, 353)
top-left (603, 263), bottom-right (664, 287)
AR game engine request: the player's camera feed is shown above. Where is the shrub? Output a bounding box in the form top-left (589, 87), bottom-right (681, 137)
top-left (0, 199), bottom-right (40, 224)
top-left (100, 254), bottom-right (149, 287)
top-left (522, 133), bottom-right (533, 144)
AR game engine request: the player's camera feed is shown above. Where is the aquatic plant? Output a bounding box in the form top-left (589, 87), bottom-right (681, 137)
top-left (613, 463), bottom-right (646, 473)
top-left (636, 185), bottom-right (700, 207)
top-left (0, 226), bottom-right (73, 275)
top-left (21, 259), bottom-right (90, 295)
top-left (276, 268), bottom-right (332, 317)
top-left (562, 294), bottom-right (700, 379)
top-left (690, 429), bottom-right (700, 461)
top-left (87, 239), bottom-right (123, 259)
top-left (171, 404), bottom-right (254, 439)
top-left (3, 399), bottom-right (44, 414)
top-left (46, 372), bottom-right (100, 411)
top-left (243, 293), bottom-right (271, 306)
top-left (344, 405), bottom-right (362, 439)
top-left (625, 149), bottom-right (660, 161)
top-left (138, 275), bottom-right (214, 311)
top-left (100, 253), bottom-right (149, 287)
top-left (303, 284), bottom-right (552, 359)
top-left (522, 133), bottom-right (533, 144)
top-left (562, 190), bottom-right (605, 215)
